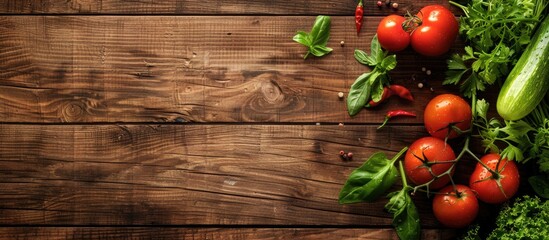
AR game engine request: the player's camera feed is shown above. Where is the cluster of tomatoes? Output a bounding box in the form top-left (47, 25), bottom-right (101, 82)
top-left (377, 5), bottom-right (459, 56)
top-left (404, 94), bottom-right (520, 228)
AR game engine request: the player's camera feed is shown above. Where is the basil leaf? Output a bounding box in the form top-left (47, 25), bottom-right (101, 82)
top-left (370, 35), bottom-right (384, 64)
top-left (292, 15), bottom-right (332, 59)
top-left (292, 31), bottom-right (311, 46)
top-left (338, 152), bottom-right (398, 203)
top-left (370, 74), bottom-right (386, 103)
top-left (385, 188), bottom-right (421, 240)
top-left (347, 72), bottom-right (373, 116)
top-left (348, 35), bottom-right (396, 116)
top-left (339, 147), bottom-right (407, 204)
top-left (310, 45), bottom-right (333, 57)
top-left (354, 49), bottom-right (376, 66)
top-left (529, 175), bottom-right (549, 199)
top-left (380, 55), bottom-right (397, 72)
top-left (309, 15), bottom-right (331, 48)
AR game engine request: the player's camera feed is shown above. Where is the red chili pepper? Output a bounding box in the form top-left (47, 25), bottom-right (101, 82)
top-left (355, 0), bottom-right (364, 35)
top-left (367, 86), bottom-right (394, 107)
top-left (367, 84), bottom-right (414, 107)
top-left (389, 84), bottom-right (414, 102)
top-left (378, 110), bottom-right (416, 129)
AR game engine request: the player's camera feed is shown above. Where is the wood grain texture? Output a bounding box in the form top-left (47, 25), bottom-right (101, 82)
top-left (0, 124), bottom-right (477, 226)
top-left (0, 15), bottom-right (471, 123)
top-left (0, 227), bottom-right (457, 240)
top-left (0, 0), bottom-right (462, 15)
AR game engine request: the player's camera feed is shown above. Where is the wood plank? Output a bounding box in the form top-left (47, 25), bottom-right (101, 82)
top-left (0, 0), bottom-right (462, 15)
top-left (0, 16), bottom-right (472, 123)
top-left (0, 227), bottom-right (457, 239)
top-left (0, 124), bottom-right (476, 226)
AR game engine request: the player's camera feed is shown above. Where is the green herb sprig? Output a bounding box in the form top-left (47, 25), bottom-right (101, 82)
top-left (293, 15), bottom-right (333, 59)
top-left (444, 0), bottom-right (548, 98)
top-left (347, 35), bottom-right (396, 116)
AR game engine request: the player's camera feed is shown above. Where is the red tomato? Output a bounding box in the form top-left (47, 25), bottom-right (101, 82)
top-left (377, 15), bottom-right (411, 52)
top-left (433, 185), bottom-right (479, 228)
top-left (424, 94), bottom-right (472, 140)
top-left (404, 137), bottom-right (456, 189)
top-left (410, 5), bottom-right (459, 56)
top-left (469, 153), bottom-right (520, 204)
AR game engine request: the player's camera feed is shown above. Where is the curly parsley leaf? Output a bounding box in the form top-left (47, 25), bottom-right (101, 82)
top-left (486, 196), bottom-right (549, 239)
top-left (293, 15), bottom-right (333, 59)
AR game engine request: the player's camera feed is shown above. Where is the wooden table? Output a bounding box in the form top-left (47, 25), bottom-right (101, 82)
top-left (0, 1), bottom-right (466, 239)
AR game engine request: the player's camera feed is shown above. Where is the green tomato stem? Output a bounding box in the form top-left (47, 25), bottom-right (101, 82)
top-left (390, 146), bottom-right (409, 165)
top-left (398, 160), bottom-right (408, 188)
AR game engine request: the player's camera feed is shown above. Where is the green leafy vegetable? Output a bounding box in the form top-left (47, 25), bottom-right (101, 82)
top-left (339, 149), bottom-right (419, 240)
top-left (338, 147), bottom-right (407, 204)
top-left (475, 98), bottom-right (549, 167)
top-left (384, 162), bottom-right (420, 240)
top-left (292, 15), bottom-right (333, 59)
top-left (474, 99), bottom-right (534, 161)
top-left (347, 35), bottom-right (396, 116)
top-left (445, 0), bottom-right (548, 98)
top-left (461, 196), bottom-right (549, 239)
top-left (487, 196), bottom-right (549, 239)
top-left (459, 225), bottom-right (481, 240)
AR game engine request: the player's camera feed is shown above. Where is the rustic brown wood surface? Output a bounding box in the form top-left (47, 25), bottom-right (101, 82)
top-left (0, 0), bottom-right (472, 239)
top-left (0, 227), bottom-right (457, 240)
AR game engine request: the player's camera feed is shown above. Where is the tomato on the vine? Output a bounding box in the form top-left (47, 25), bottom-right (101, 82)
top-left (424, 94), bottom-right (472, 140)
top-left (469, 153), bottom-right (520, 204)
top-left (432, 185), bottom-right (479, 228)
top-left (377, 15), bottom-right (410, 52)
top-left (410, 5), bottom-right (459, 56)
top-left (404, 137), bottom-right (456, 189)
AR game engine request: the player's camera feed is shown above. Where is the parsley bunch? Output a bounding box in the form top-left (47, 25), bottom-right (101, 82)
top-left (445, 0), bottom-right (548, 98)
top-left (474, 98), bottom-right (549, 169)
top-left (461, 196), bottom-right (549, 239)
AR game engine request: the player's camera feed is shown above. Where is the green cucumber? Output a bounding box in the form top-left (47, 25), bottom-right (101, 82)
top-left (497, 16), bottom-right (549, 121)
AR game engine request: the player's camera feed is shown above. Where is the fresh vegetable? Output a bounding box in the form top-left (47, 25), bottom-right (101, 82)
top-left (384, 162), bottom-right (420, 240)
top-left (355, 0), bottom-right (364, 35)
top-left (338, 147), bottom-right (407, 204)
top-left (461, 196), bottom-right (549, 239)
top-left (339, 149), bottom-right (420, 240)
top-left (377, 15), bottom-right (410, 52)
top-left (497, 15), bottom-right (549, 121)
top-left (389, 84), bottom-right (414, 102)
top-left (475, 98), bottom-right (549, 196)
top-left (367, 84), bottom-right (414, 107)
top-left (377, 5), bottom-right (458, 56)
top-left (424, 94), bottom-right (472, 140)
top-left (292, 15), bottom-right (333, 59)
top-left (409, 5), bottom-right (459, 57)
top-left (469, 153), bottom-right (520, 204)
top-left (377, 110), bottom-right (416, 129)
top-left (487, 195), bottom-right (549, 239)
top-left (404, 137), bottom-right (456, 190)
top-left (367, 86), bottom-right (394, 107)
top-left (474, 99), bottom-right (535, 161)
top-left (432, 185), bottom-right (479, 229)
top-left (348, 35), bottom-right (397, 116)
top-left (445, 0), bottom-right (548, 98)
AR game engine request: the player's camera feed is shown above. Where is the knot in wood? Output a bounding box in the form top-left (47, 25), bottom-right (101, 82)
top-left (260, 79), bottom-right (284, 104)
top-left (60, 100), bottom-right (86, 122)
